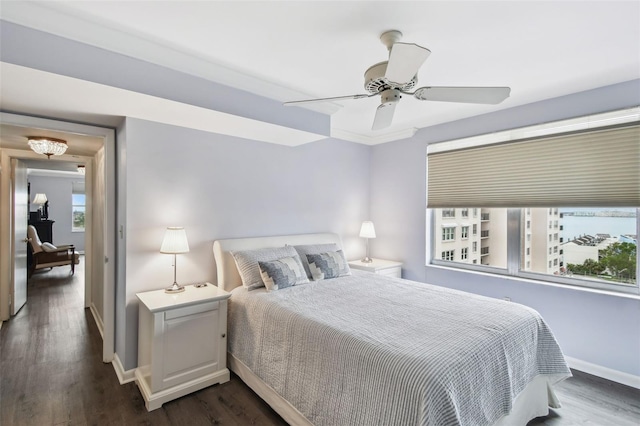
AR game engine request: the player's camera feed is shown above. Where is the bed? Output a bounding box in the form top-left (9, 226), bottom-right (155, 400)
top-left (213, 233), bottom-right (571, 426)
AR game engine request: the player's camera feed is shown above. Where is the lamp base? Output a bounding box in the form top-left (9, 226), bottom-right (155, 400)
top-left (164, 283), bottom-right (185, 294)
top-left (361, 256), bottom-right (374, 263)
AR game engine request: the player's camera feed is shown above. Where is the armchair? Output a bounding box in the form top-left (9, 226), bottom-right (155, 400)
top-left (27, 225), bottom-right (79, 277)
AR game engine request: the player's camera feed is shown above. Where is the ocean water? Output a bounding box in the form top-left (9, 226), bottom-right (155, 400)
top-left (560, 213), bottom-right (637, 240)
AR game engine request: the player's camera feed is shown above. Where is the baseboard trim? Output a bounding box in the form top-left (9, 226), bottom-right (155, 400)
top-left (89, 303), bottom-right (104, 339)
top-left (112, 353), bottom-right (136, 384)
top-left (565, 356), bottom-right (640, 389)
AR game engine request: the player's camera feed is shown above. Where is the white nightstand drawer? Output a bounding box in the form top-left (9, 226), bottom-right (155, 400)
top-left (349, 259), bottom-right (403, 278)
top-left (377, 266), bottom-right (402, 278)
top-left (165, 300), bottom-right (219, 320)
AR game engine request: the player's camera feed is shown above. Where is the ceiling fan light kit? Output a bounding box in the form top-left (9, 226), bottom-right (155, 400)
top-left (284, 30), bottom-right (511, 131)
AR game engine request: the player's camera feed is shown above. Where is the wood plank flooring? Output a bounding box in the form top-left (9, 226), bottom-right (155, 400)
top-left (1, 258), bottom-right (639, 425)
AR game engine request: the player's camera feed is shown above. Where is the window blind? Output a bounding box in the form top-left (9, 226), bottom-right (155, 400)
top-left (427, 123), bottom-right (640, 208)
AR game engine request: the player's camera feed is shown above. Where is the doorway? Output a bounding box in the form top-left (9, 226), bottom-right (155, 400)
top-left (25, 160), bottom-right (88, 309)
top-left (0, 112), bottom-right (116, 363)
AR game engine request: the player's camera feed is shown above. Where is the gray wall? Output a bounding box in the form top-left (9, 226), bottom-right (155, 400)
top-left (369, 79), bottom-right (640, 378)
top-left (28, 174), bottom-right (85, 251)
top-left (117, 118), bottom-right (371, 370)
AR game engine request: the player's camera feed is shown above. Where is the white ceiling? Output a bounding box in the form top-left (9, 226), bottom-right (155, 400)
top-left (1, 1), bottom-right (639, 145)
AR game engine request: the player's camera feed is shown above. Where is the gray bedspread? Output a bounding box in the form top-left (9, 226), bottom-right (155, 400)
top-left (228, 273), bottom-right (571, 426)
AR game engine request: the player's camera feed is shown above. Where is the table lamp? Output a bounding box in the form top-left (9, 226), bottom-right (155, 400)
top-left (360, 221), bottom-right (376, 263)
top-left (33, 193), bottom-right (48, 219)
top-left (160, 227), bottom-right (190, 293)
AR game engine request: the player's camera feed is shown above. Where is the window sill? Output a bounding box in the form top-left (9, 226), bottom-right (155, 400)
top-left (426, 263), bottom-right (640, 300)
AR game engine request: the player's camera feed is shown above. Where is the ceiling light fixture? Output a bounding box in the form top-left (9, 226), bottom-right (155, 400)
top-left (77, 165), bottom-right (85, 174)
top-left (27, 136), bottom-right (68, 159)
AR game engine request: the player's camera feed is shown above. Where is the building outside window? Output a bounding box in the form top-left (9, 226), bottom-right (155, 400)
top-left (461, 247), bottom-right (468, 260)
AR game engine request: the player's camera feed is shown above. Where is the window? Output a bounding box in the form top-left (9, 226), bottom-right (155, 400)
top-left (461, 209), bottom-right (469, 218)
top-left (433, 206), bottom-right (638, 292)
top-left (442, 227), bottom-right (455, 241)
top-left (442, 250), bottom-right (455, 261)
top-left (442, 209), bottom-right (455, 218)
top-left (427, 109), bottom-right (639, 294)
top-left (72, 181), bottom-right (85, 232)
top-left (461, 226), bottom-right (469, 239)
top-left (461, 247), bottom-right (468, 260)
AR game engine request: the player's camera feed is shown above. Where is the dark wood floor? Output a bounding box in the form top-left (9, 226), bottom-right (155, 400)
top-left (1, 258), bottom-right (639, 425)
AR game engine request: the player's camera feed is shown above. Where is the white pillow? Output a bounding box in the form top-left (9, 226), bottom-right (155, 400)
top-left (231, 245), bottom-right (299, 290)
top-left (41, 242), bottom-right (58, 252)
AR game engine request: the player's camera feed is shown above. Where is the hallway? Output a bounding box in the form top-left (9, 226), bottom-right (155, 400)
top-left (0, 258), bottom-right (121, 424)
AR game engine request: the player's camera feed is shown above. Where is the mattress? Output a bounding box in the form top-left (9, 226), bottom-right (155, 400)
top-left (227, 272), bottom-right (571, 426)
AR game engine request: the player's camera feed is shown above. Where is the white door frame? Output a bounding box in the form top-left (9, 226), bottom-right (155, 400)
top-left (0, 112), bottom-right (116, 363)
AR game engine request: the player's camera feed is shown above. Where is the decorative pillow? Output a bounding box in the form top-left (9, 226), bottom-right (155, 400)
top-left (293, 243), bottom-right (341, 279)
top-left (305, 250), bottom-right (351, 281)
top-left (231, 246), bottom-right (299, 290)
top-left (258, 256), bottom-right (309, 292)
top-left (41, 242), bottom-right (58, 252)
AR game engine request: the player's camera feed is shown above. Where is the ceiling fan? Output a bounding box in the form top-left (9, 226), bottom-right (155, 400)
top-left (284, 30), bottom-right (511, 131)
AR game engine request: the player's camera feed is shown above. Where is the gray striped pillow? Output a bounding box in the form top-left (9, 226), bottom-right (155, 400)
top-left (293, 243), bottom-right (341, 279)
top-left (231, 246), bottom-right (298, 290)
top-left (258, 256), bottom-right (309, 291)
top-left (305, 250), bottom-right (351, 281)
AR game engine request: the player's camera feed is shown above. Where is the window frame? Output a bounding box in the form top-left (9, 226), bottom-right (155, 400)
top-left (430, 208), bottom-right (639, 295)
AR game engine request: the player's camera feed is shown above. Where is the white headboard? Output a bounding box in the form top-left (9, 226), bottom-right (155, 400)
top-left (212, 233), bottom-right (343, 292)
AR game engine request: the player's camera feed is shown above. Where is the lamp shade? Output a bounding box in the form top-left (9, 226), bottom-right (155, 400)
top-left (33, 193), bottom-right (48, 205)
top-left (160, 227), bottom-right (190, 254)
top-left (359, 221), bottom-right (376, 238)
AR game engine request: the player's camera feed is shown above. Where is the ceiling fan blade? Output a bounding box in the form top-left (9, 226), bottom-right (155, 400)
top-left (284, 93), bottom-right (373, 106)
top-left (371, 102), bottom-right (397, 131)
top-left (413, 86), bottom-right (511, 104)
top-left (385, 43), bottom-right (431, 85)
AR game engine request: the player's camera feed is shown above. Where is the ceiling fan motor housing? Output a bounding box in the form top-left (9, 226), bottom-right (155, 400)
top-left (380, 89), bottom-right (401, 104)
top-left (364, 61), bottom-right (417, 94)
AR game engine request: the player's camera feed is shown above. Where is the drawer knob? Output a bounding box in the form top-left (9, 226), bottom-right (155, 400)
top-left (221, 333), bottom-right (226, 338)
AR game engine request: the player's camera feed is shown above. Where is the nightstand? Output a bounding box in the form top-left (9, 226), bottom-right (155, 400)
top-left (348, 258), bottom-right (403, 278)
top-left (135, 283), bottom-right (231, 411)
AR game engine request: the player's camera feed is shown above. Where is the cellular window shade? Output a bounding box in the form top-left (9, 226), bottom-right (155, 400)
top-left (427, 124), bottom-right (640, 208)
